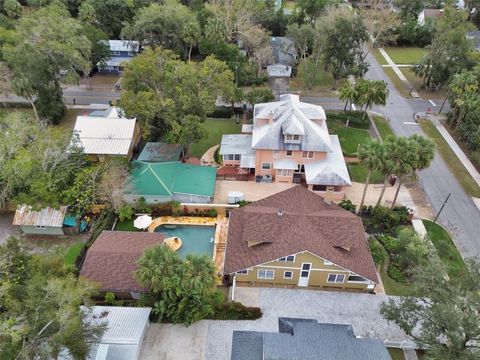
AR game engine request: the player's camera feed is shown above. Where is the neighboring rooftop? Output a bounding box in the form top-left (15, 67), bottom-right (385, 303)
top-left (223, 186), bottom-right (377, 283)
top-left (105, 40), bottom-right (140, 53)
top-left (252, 94), bottom-right (331, 152)
top-left (126, 161), bottom-right (217, 198)
top-left (137, 142), bottom-right (183, 163)
top-left (80, 230), bottom-right (165, 293)
top-left (83, 306), bottom-right (151, 360)
top-left (270, 37), bottom-right (297, 66)
top-left (13, 205), bottom-right (67, 228)
top-left (267, 64), bottom-right (292, 78)
top-left (231, 318), bottom-right (391, 360)
top-left (72, 107), bottom-right (137, 156)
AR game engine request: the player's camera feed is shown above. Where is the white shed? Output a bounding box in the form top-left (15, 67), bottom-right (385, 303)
top-left (84, 306), bottom-right (151, 360)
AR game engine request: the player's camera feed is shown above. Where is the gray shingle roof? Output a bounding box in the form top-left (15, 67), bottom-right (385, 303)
top-left (252, 94), bottom-right (332, 152)
top-left (232, 318), bottom-right (392, 360)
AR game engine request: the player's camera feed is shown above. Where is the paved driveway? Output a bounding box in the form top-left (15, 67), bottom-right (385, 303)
top-left (204, 288), bottom-right (410, 359)
top-left (0, 212), bottom-right (19, 244)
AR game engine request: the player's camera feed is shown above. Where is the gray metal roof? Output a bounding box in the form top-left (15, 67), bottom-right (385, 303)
top-left (252, 94), bottom-right (331, 152)
top-left (305, 135), bottom-right (352, 186)
top-left (220, 134), bottom-right (255, 155)
top-left (232, 318), bottom-right (392, 360)
top-left (13, 205), bottom-right (66, 227)
top-left (270, 37), bottom-right (297, 66)
top-left (267, 64), bottom-right (292, 78)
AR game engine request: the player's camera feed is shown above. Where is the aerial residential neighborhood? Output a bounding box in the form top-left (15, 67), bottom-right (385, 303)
top-left (1, 1), bottom-right (480, 360)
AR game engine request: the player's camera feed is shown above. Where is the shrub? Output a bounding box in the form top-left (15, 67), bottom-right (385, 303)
top-left (117, 204), bottom-right (134, 222)
top-left (236, 200), bottom-right (252, 207)
top-left (104, 292), bottom-right (116, 305)
top-left (135, 197), bottom-right (151, 213)
top-left (339, 199), bottom-right (356, 213)
top-left (371, 206), bottom-right (401, 231)
top-left (369, 239), bottom-right (386, 265)
top-left (376, 233), bottom-right (398, 253)
top-left (388, 265), bottom-right (406, 282)
top-left (392, 205), bottom-right (410, 223)
top-left (209, 301), bottom-right (263, 320)
top-left (208, 208), bottom-right (218, 217)
top-left (90, 208), bottom-right (116, 243)
top-left (214, 146), bottom-right (222, 165)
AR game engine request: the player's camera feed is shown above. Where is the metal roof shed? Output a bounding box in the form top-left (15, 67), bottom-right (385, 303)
top-left (84, 306), bottom-right (151, 360)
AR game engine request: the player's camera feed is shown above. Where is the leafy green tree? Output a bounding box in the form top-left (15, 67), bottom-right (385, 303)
top-left (0, 237), bottom-right (105, 359)
top-left (358, 141), bottom-right (385, 214)
top-left (2, 2), bottom-right (92, 123)
top-left (355, 79), bottom-right (389, 120)
top-left (317, 7), bottom-right (368, 89)
top-left (447, 71), bottom-right (480, 128)
top-left (137, 245), bottom-right (220, 325)
top-left (414, 7), bottom-right (475, 91)
top-left (295, 0), bottom-right (336, 24)
top-left (245, 87), bottom-right (275, 106)
top-left (121, 0), bottom-right (199, 57)
top-left (339, 81), bottom-right (358, 112)
top-left (120, 47), bottom-right (234, 140)
top-left (393, 0), bottom-right (442, 19)
top-left (79, 0), bottom-right (135, 38)
top-left (381, 259), bottom-right (480, 359)
top-left (0, 0), bottom-right (21, 18)
top-left (164, 115), bottom-right (208, 156)
top-left (63, 166), bottom-right (102, 214)
top-left (82, 24), bottom-right (111, 70)
top-left (287, 23), bottom-right (315, 89)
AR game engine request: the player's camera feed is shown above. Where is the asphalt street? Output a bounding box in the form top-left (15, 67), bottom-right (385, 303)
top-left (361, 51), bottom-right (480, 259)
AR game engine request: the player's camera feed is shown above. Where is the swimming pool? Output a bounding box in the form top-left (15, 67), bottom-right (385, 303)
top-left (154, 224), bottom-right (215, 259)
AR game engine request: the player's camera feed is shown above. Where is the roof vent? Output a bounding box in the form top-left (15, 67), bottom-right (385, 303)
top-left (277, 208), bottom-right (283, 217)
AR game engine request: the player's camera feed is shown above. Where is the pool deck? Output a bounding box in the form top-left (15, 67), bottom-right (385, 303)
top-left (147, 216), bottom-right (228, 276)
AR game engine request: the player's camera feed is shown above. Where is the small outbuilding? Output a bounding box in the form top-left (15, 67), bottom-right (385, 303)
top-left (13, 205), bottom-right (68, 236)
top-left (137, 142), bottom-right (184, 163)
top-left (83, 306), bottom-right (151, 360)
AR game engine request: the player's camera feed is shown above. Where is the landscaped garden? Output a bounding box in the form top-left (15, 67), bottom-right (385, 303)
top-left (189, 117), bottom-right (242, 158)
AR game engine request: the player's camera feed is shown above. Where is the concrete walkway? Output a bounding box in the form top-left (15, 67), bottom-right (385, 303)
top-left (411, 219), bottom-right (427, 238)
top-left (378, 48), bottom-right (420, 98)
top-left (404, 348), bottom-right (419, 360)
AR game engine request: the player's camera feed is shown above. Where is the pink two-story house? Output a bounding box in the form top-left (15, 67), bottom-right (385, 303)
top-left (220, 94), bottom-right (351, 199)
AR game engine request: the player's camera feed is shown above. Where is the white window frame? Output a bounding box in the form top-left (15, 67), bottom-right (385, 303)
top-left (273, 150), bottom-right (280, 158)
top-left (283, 271), bottom-right (293, 279)
top-left (327, 273), bottom-right (345, 283)
top-left (324, 260), bottom-right (333, 266)
top-left (285, 134), bottom-right (301, 142)
top-left (261, 162), bottom-right (271, 170)
top-left (278, 255), bottom-right (295, 262)
top-left (277, 169), bottom-right (293, 177)
top-left (301, 151), bottom-right (314, 159)
top-left (257, 269), bottom-right (274, 280)
top-left (285, 150), bottom-right (293, 157)
top-left (347, 275), bottom-right (369, 283)
top-left (35, 225), bottom-right (46, 230)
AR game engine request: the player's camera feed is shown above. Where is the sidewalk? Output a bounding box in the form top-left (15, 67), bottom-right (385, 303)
top-left (378, 48), bottom-right (420, 98)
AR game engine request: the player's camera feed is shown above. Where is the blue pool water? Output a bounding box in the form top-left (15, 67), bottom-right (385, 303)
top-left (154, 224), bottom-right (215, 259)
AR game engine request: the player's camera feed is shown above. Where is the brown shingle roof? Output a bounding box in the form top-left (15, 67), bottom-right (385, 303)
top-left (223, 186), bottom-right (378, 283)
top-left (80, 230), bottom-right (165, 292)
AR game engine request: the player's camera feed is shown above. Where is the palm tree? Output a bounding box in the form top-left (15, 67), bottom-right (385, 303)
top-left (356, 79), bottom-right (389, 121)
top-left (183, 254), bottom-right (216, 291)
top-left (387, 137), bottom-right (418, 209)
top-left (357, 141), bottom-right (384, 214)
top-left (339, 81), bottom-right (357, 112)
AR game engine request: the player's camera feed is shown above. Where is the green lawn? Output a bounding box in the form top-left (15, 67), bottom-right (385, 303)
top-left (384, 47), bottom-right (428, 64)
top-left (348, 164), bottom-right (384, 184)
top-left (388, 348), bottom-right (406, 360)
top-left (372, 115), bottom-right (395, 140)
top-left (423, 220), bottom-right (466, 278)
top-left (371, 47), bottom-right (387, 65)
top-left (327, 111), bottom-right (372, 157)
top-left (189, 118), bottom-right (241, 158)
top-left (114, 219), bottom-right (138, 231)
top-left (289, 59), bottom-right (347, 95)
top-left (64, 243), bottom-right (85, 266)
top-left (419, 119), bottom-right (480, 198)
top-left (382, 67), bottom-right (412, 98)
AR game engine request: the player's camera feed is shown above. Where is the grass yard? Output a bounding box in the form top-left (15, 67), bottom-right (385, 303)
top-left (401, 68), bottom-right (447, 100)
top-left (423, 220), bottom-right (466, 279)
top-left (382, 67), bottom-right (412, 98)
top-left (55, 109), bottom-right (85, 135)
top-left (64, 243), bottom-right (85, 266)
top-left (371, 47), bottom-right (387, 65)
top-left (419, 119), bottom-right (480, 198)
top-left (384, 47), bottom-right (428, 65)
top-left (372, 115), bottom-right (395, 140)
top-left (348, 164), bottom-right (384, 184)
top-left (388, 348), bottom-right (406, 360)
top-left (114, 219), bottom-right (138, 231)
top-left (327, 111), bottom-right (371, 157)
top-left (189, 118), bottom-right (241, 158)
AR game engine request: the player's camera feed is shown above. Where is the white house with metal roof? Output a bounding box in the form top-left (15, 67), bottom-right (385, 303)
top-left (220, 94), bottom-right (351, 199)
top-left (72, 107), bottom-right (141, 162)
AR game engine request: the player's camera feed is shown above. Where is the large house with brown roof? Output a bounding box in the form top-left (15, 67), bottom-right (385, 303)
top-left (223, 186), bottom-right (378, 292)
top-left (80, 230), bottom-right (165, 299)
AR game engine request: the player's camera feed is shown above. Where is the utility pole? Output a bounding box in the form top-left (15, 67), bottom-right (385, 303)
top-left (433, 193), bottom-right (451, 223)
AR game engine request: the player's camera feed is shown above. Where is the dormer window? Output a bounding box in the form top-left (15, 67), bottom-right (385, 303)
top-left (284, 134), bottom-right (301, 143)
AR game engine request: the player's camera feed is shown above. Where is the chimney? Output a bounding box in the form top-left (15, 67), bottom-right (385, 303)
top-left (323, 187), bottom-right (334, 205)
top-left (277, 208), bottom-right (283, 217)
top-left (268, 111), bottom-right (274, 125)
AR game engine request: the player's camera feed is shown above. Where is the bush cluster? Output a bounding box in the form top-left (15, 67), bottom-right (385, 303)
top-left (208, 302), bottom-right (263, 321)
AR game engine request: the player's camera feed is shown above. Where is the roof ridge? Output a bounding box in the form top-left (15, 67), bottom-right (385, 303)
top-left (148, 165), bottom-right (172, 195)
